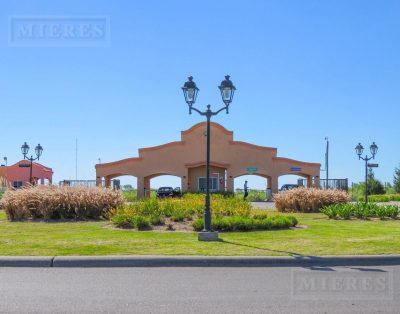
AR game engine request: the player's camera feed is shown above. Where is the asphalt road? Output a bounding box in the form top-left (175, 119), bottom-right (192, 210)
top-left (0, 266), bottom-right (399, 313)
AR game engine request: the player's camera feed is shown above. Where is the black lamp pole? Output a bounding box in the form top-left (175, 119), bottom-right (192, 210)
top-left (355, 142), bottom-right (378, 203)
top-left (21, 142), bottom-right (43, 185)
top-left (182, 75), bottom-right (236, 232)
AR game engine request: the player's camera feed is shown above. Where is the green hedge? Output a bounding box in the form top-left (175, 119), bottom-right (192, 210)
top-left (321, 203), bottom-right (399, 220)
top-left (192, 215), bottom-right (298, 232)
top-left (358, 194), bottom-right (400, 203)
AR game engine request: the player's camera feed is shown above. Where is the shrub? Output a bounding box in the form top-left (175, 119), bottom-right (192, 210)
top-left (133, 215), bottom-right (150, 229)
top-left (171, 210), bottom-right (186, 222)
top-left (192, 218), bottom-right (204, 231)
top-left (192, 215), bottom-right (297, 232)
top-left (321, 203), bottom-right (400, 220)
top-left (365, 194), bottom-right (400, 202)
top-left (386, 206), bottom-right (399, 219)
top-left (149, 215), bottom-right (165, 226)
top-left (274, 188), bottom-right (350, 213)
top-left (251, 210), bottom-right (269, 220)
top-left (112, 211), bottom-right (134, 228)
top-left (1, 186), bottom-right (124, 221)
top-left (321, 205), bottom-right (338, 219)
top-left (337, 203), bottom-right (352, 220)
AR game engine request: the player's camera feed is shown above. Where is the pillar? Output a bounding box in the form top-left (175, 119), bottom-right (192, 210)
top-left (137, 176), bottom-right (145, 199)
top-left (105, 176), bottom-right (111, 188)
top-left (314, 176), bottom-right (320, 189)
top-left (96, 176), bottom-right (102, 187)
top-left (144, 176), bottom-right (151, 198)
top-left (227, 175), bottom-right (234, 193)
top-left (182, 170), bottom-right (189, 192)
top-left (271, 176), bottom-right (279, 194)
top-left (307, 175), bottom-right (312, 188)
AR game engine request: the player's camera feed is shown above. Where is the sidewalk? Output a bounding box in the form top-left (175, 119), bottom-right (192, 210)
top-left (1, 255), bottom-right (400, 267)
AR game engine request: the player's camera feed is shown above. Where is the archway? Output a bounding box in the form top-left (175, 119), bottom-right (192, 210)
top-left (108, 175), bottom-right (138, 190)
top-left (149, 174), bottom-right (182, 197)
top-left (234, 174), bottom-right (271, 201)
top-left (139, 173), bottom-right (183, 198)
top-left (106, 175), bottom-right (138, 201)
top-left (278, 173), bottom-right (318, 190)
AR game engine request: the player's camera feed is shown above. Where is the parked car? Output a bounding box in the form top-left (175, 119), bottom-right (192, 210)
top-left (279, 184), bottom-right (299, 192)
top-left (156, 186), bottom-right (181, 198)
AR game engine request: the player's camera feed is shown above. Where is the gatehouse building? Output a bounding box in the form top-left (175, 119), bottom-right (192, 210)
top-left (95, 122), bottom-right (321, 198)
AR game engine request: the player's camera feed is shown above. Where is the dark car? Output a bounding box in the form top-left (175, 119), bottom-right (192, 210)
top-left (279, 184), bottom-right (299, 192)
top-left (156, 187), bottom-right (181, 198)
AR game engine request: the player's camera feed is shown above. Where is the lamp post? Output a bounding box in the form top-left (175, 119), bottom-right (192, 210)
top-left (2, 157), bottom-right (7, 188)
top-left (355, 142), bottom-right (378, 203)
top-left (182, 75), bottom-right (236, 241)
top-left (21, 142), bottom-right (43, 185)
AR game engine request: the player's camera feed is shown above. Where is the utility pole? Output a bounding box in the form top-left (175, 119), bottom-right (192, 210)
top-left (75, 138), bottom-right (78, 180)
top-left (325, 137), bottom-right (329, 188)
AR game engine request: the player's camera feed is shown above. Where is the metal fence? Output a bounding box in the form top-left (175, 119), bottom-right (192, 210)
top-left (298, 178), bottom-right (348, 191)
top-left (59, 179), bottom-right (121, 189)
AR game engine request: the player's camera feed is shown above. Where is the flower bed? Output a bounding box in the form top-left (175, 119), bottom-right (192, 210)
top-left (111, 194), bottom-right (295, 231)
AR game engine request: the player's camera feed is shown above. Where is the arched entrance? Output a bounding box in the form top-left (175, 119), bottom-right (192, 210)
top-left (149, 174), bottom-right (182, 197)
top-left (278, 173), bottom-right (320, 190)
top-left (234, 174), bottom-right (272, 201)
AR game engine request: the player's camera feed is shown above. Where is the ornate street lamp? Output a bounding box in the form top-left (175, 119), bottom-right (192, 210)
top-left (355, 142), bottom-right (378, 203)
top-left (182, 75), bottom-right (236, 241)
top-left (21, 142), bottom-right (44, 185)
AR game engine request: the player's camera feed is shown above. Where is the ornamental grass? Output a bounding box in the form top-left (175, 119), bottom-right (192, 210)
top-left (1, 185), bottom-right (124, 221)
top-left (274, 188), bottom-right (350, 213)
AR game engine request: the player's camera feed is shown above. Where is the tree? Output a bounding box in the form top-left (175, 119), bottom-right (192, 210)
top-left (394, 166), bottom-right (400, 194)
top-left (367, 169), bottom-right (385, 195)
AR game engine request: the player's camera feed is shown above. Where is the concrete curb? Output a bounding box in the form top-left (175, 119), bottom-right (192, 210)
top-left (0, 256), bottom-right (53, 267)
top-left (52, 255), bottom-right (400, 267)
top-left (1, 255), bottom-right (400, 267)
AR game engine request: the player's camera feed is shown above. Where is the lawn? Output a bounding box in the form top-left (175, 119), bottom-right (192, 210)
top-left (1, 209), bottom-right (400, 256)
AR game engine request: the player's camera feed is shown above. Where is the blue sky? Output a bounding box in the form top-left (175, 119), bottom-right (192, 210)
top-left (1, 0), bottom-right (399, 189)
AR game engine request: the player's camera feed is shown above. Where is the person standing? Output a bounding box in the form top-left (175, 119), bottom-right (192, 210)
top-left (244, 180), bottom-right (249, 200)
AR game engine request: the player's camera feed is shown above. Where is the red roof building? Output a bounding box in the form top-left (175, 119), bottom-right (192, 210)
top-left (0, 160), bottom-right (53, 188)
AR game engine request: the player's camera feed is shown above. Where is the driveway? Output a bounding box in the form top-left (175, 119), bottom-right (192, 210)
top-left (251, 202), bottom-right (276, 210)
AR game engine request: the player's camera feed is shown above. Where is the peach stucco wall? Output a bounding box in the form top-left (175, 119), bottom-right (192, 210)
top-left (95, 122), bottom-right (320, 198)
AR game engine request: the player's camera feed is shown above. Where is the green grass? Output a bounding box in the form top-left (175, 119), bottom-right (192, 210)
top-left (1, 209), bottom-right (400, 256)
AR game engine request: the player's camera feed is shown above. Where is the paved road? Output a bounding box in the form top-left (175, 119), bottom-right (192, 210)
top-left (0, 266), bottom-right (399, 313)
top-left (251, 201), bottom-right (276, 209)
